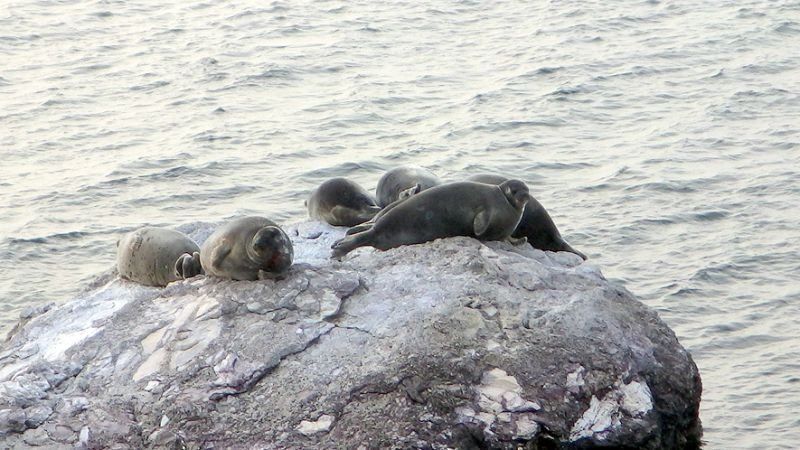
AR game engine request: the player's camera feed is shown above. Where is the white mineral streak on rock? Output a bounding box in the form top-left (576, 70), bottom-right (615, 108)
top-left (515, 414), bottom-right (539, 439)
top-left (569, 379), bottom-right (654, 441)
top-left (466, 368), bottom-right (542, 439)
top-left (296, 414), bottom-right (334, 435)
top-left (620, 380), bottom-right (654, 416)
top-left (477, 368), bottom-right (541, 415)
top-left (570, 395), bottom-right (620, 441)
top-left (566, 366), bottom-right (585, 390)
top-left (0, 281), bottom-right (149, 380)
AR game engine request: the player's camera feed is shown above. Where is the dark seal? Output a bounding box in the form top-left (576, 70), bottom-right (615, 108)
top-left (307, 177), bottom-right (381, 227)
top-left (332, 180), bottom-right (531, 257)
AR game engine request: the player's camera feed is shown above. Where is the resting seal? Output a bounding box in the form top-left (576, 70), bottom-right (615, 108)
top-left (117, 227), bottom-right (201, 287)
top-left (177, 216), bottom-right (293, 281)
top-left (307, 177), bottom-right (381, 227)
top-left (332, 180), bottom-right (531, 257)
top-left (468, 173), bottom-right (586, 260)
top-left (375, 166), bottom-right (441, 207)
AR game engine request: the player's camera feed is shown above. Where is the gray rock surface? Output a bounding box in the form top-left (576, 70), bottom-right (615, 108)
top-left (0, 221), bottom-right (702, 449)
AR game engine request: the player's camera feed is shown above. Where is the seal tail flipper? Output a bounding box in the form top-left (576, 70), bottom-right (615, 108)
top-left (347, 194), bottom-right (406, 235)
top-left (175, 251), bottom-right (203, 279)
top-left (331, 231), bottom-right (373, 258)
top-left (559, 240), bottom-right (587, 260)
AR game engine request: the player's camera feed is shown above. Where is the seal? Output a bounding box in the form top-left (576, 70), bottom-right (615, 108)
top-left (467, 173), bottom-right (586, 260)
top-left (307, 177), bottom-right (382, 227)
top-left (177, 216), bottom-right (293, 281)
top-left (375, 166), bottom-right (441, 208)
top-left (332, 180), bottom-right (531, 257)
top-left (117, 227), bottom-right (201, 287)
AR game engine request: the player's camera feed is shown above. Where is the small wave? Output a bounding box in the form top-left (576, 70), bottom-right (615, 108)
top-left (72, 64), bottom-right (112, 74)
top-left (623, 181), bottom-right (696, 193)
top-left (301, 161), bottom-right (384, 179)
top-left (246, 67), bottom-right (298, 80)
top-left (775, 21), bottom-right (800, 34)
top-left (40, 98), bottom-right (91, 107)
top-left (6, 230), bottom-right (94, 245)
top-left (526, 161), bottom-right (595, 170)
top-left (692, 210), bottom-right (729, 221)
top-left (192, 131), bottom-right (234, 142)
top-left (129, 80), bottom-right (170, 92)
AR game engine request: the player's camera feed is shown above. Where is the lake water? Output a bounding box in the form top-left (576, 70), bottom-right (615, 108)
top-left (1, 0), bottom-right (799, 447)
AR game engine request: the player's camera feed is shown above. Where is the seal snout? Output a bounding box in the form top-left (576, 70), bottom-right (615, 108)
top-left (251, 226), bottom-right (294, 273)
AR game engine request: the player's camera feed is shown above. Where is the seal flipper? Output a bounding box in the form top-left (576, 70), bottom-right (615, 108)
top-left (558, 239), bottom-right (587, 260)
top-left (346, 222), bottom-right (374, 236)
top-left (175, 251), bottom-right (203, 279)
top-left (210, 243), bottom-right (232, 270)
top-left (506, 236), bottom-right (528, 246)
top-left (331, 231), bottom-right (373, 258)
top-left (473, 211), bottom-right (491, 238)
top-left (346, 192), bottom-right (412, 236)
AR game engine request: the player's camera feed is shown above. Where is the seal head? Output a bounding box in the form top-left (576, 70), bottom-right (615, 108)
top-left (249, 225), bottom-right (294, 275)
top-left (307, 177), bottom-right (381, 227)
top-left (469, 173), bottom-right (586, 260)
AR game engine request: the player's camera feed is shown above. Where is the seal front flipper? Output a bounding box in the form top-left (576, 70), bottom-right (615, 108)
top-left (210, 242), bottom-right (232, 270)
top-left (473, 210), bottom-right (491, 238)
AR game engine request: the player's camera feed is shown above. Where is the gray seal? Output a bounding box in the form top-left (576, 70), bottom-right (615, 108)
top-left (307, 177), bottom-right (381, 227)
top-left (468, 173), bottom-right (586, 260)
top-left (117, 227), bottom-right (201, 287)
top-left (375, 166), bottom-right (441, 208)
top-left (177, 216), bottom-right (293, 281)
top-left (332, 180), bottom-right (531, 257)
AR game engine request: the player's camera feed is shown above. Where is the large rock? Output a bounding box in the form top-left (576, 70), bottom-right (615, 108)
top-left (0, 221), bottom-right (702, 449)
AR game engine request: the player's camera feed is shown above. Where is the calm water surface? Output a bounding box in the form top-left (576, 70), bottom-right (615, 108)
top-left (2, 0), bottom-right (799, 447)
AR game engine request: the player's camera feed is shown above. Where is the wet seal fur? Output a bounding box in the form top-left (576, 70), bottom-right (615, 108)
top-left (468, 173), bottom-right (586, 260)
top-left (307, 177), bottom-right (381, 227)
top-left (332, 180), bottom-right (531, 257)
top-left (177, 216), bottom-right (293, 281)
top-left (375, 166), bottom-right (441, 208)
top-left (117, 227), bottom-right (201, 287)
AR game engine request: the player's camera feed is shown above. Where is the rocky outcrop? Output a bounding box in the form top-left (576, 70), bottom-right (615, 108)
top-left (0, 221), bottom-right (702, 449)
